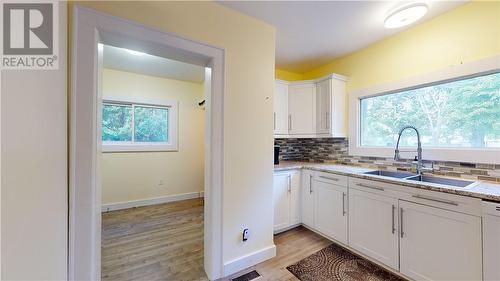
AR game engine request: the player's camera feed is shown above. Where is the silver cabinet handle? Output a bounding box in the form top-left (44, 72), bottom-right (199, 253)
top-left (392, 205), bottom-right (396, 234)
top-left (326, 112), bottom-right (330, 129)
top-left (288, 115), bottom-right (292, 131)
top-left (400, 208), bottom-right (404, 238)
top-left (309, 174), bottom-right (313, 194)
top-left (319, 175), bottom-right (339, 181)
top-left (287, 175), bottom-right (291, 193)
top-left (356, 183), bottom-right (384, 191)
top-left (496, 206), bottom-right (500, 212)
top-left (342, 192), bottom-right (346, 216)
top-left (273, 112), bottom-right (276, 131)
top-left (412, 194), bottom-right (458, 206)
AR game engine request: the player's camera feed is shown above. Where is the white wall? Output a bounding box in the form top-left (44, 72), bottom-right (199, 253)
top-left (101, 68), bottom-right (204, 206)
top-left (0, 3), bottom-right (67, 280)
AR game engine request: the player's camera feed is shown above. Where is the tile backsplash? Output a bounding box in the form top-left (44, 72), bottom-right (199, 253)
top-left (275, 138), bottom-right (500, 183)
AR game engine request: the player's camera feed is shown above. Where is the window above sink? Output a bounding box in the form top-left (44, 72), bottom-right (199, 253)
top-left (349, 56), bottom-right (500, 165)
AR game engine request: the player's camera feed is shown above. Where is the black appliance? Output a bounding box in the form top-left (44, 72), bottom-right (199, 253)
top-left (274, 145), bottom-right (280, 165)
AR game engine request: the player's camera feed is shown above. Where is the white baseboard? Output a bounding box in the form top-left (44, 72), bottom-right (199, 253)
top-left (223, 245), bottom-right (276, 277)
top-left (102, 191), bottom-right (204, 212)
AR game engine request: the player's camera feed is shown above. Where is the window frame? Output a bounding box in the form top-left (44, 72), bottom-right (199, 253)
top-left (101, 96), bottom-right (178, 152)
top-left (348, 56), bottom-right (500, 164)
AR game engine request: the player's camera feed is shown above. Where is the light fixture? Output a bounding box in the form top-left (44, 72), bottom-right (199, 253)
top-left (126, 49), bottom-right (146, 56)
top-left (384, 3), bottom-right (428, 29)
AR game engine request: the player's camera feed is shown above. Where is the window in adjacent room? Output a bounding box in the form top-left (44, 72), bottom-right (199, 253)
top-left (102, 98), bottom-right (178, 152)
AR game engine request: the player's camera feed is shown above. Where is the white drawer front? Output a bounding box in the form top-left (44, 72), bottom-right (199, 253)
top-left (314, 171), bottom-right (347, 186)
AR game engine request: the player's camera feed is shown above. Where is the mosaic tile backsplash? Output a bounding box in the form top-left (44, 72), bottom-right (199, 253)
top-left (275, 138), bottom-right (500, 183)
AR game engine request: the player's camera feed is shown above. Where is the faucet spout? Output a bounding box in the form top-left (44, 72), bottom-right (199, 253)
top-left (395, 126), bottom-right (423, 175)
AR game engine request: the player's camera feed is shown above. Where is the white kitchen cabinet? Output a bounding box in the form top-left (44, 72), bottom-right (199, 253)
top-left (315, 79), bottom-right (331, 134)
top-left (315, 77), bottom-right (346, 137)
top-left (483, 201), bottom-right (500, 281)
top-left (348, 188), bottom-right (399, 270)
top-left (314, 178), bottom-right (348, 244)
top-left (273, 170), bottom-right (301, 232)
top-left (301, 169), bottom-right (315, 228)
top-left (274, 81), bottom-right (288, 135)
top-left (288, 83), bottom-right (316, 135)
top-left (399, 200), bottom-right (482, 281)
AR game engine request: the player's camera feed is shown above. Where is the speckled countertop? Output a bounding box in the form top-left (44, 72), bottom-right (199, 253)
top-left (275, 161), bottom-right (500, 202)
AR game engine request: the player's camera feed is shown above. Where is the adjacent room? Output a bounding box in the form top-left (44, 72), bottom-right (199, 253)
top-left (99, 44), bottom-right (206, 280)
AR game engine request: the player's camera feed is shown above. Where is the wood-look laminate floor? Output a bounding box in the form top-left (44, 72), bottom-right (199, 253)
top-left (102, 198), bottom-right (330, 281)
top-left (101, 198), bottom-right (206, 281)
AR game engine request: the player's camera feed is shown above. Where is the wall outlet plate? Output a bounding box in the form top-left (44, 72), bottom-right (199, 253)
top-left (242, 228), bottom-right (250, 242)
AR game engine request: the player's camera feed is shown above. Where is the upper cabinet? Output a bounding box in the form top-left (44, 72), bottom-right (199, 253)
top-left (274, 74), bottom-right (347, 138)
top-left (288, 83), bottom-right (316, 135)
top-left (274, 81), bottom-right (289, 135)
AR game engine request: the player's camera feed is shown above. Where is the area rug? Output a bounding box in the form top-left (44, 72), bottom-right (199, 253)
top-left (286, 244), bottom-right (406, 281)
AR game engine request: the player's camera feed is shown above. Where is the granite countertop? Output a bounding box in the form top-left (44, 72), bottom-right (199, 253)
top-left (274, 161), bottom-right (500, 202)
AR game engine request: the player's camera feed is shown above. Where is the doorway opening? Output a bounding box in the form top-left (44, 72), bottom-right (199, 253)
top-left (99, 43), bottom-right (208, 280)
top-left (70, 6), bottom-right (224, 280)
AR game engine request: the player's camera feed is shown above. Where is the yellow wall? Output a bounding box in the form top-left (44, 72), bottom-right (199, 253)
top-left (101, 68), bottom-right (204, 205)
top-left (71, 1), bottom-right (276, 269)
top-left (275, 68), bottom-right (304, 81)
top-left (291, 1), bottom-right (500, 92)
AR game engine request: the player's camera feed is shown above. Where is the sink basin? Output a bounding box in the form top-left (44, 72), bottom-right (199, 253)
top-left (405, 175), bottom-right (475, 188)
top-left (363, 170), bottom-right (416, 179)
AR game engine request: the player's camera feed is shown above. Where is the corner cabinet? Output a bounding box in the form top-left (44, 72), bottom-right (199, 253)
top-left (288, 83), bottom-right (316, 135)
top-left (273, 170), bottom-right (301, 233)
top-left (274, 74), bottom-right (346, 138)
top-left (301, 169), bottom-right (315, 228)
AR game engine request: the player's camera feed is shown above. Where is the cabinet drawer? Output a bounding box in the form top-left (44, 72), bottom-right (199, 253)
top-left (314, 171), bottom-right (347, 186)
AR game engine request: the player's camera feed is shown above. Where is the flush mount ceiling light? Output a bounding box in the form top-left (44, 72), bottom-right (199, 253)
top-left (126, 49), bottom-right (146, 56)
top-left (384, 3), bottom-right (428, 29)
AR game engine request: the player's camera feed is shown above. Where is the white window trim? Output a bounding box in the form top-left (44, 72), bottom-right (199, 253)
top-left (349, 55), bottom-right (500, 164)
top-left (102, 96), bottom-right (179, 152)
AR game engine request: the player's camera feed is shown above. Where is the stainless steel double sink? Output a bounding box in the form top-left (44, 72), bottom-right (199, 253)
top-left (363, 170), bottom-right (476, 188)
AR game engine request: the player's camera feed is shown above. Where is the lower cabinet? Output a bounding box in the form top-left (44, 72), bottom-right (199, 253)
top-left (348, 188), bottom-right (399, 270)
top-left (273, 170), bottom-right (301, 232)
top-left (399, 200), bottom-right (482, 281)
top-left (314, 179), bottom-right (348, 244)
top-left (483, 201), bottom-right (500, 281)
top-left (301, 170), bottom-right (315, 228)
top-left (274, 170), bottom-right (485, 281)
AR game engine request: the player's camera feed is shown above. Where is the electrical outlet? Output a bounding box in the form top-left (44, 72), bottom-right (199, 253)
top-left (242, 228), bottom-right (250, 242)
top-left (158, 179), bottom-right (165, 186)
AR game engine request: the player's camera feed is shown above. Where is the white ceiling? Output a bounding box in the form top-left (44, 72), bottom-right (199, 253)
top-left (103, 44), bottom-right (205, 83)
top-left (219, 1), bottom-right (466, 73)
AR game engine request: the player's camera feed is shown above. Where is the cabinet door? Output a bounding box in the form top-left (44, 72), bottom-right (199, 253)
top-left (483, 207), bottom-right (500, 281)
top-left (301, 170), bottom-right (315, 228)
top-left (289, 170), bottom-right (301, 225)
top-left (288, 83), bottom-right (315, 135)
top-left (330, 78), bottom-right (346, 137)
top-left (314, 180), bottom-right (348, 244)
top-left (274, 82), bottom-right (288, 135)
top-left (349, 188), bottom-right (399, 270)
top-left (399, 200), bottom-right (482, 281)
top-left (316, 79), bottom-right (330, 134)
top-left (273, 173), bottom-right (290, 231)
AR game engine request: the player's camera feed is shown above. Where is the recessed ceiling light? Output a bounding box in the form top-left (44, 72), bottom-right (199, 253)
top-left (384, 3), bottom-right (428, 29)
top-left (126, 49), bottom-right (146, 56)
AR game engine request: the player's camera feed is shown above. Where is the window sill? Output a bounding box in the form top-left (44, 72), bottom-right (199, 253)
top-left (102, 144), bottom-right (178, 152)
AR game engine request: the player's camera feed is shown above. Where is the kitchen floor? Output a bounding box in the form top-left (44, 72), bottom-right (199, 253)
top-left (101, 198), bottom-right (331, 281)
